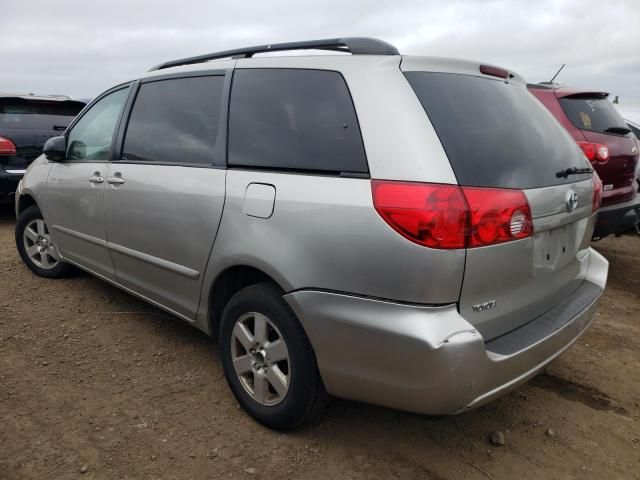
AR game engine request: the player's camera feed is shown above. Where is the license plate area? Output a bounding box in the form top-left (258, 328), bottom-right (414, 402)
top-left (533, 224), bottom-right (576, 273)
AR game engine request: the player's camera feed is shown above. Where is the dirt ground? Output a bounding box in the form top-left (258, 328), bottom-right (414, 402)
top-left (0, 202), bottom-right (638, 480)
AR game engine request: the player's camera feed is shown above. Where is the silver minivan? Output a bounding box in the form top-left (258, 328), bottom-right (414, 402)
top-left (14, 38), bottom-right (609, 429)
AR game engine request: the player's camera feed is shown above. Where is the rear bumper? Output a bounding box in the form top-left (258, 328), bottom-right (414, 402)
top-left (284, 248), bottom-right (608, 415)
top-left (0, 165), bottom-right (25, 194)
top-left (594, 193), bottom-right (640, 238)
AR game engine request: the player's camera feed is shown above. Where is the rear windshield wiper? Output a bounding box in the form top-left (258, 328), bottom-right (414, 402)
top-left (604, 126), bottom-right (631, 135)
top-left (556, 166), bottom-right (593, 178)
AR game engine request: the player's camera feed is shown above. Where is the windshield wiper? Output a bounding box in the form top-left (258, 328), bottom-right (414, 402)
top-left (555, 166), bottom-right (593, 178)
top-left (604, 126), bottom-right (631, 135)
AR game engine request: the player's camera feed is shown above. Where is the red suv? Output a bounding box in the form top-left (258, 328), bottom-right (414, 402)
top-left (529, 84), bottom-right (640, 238)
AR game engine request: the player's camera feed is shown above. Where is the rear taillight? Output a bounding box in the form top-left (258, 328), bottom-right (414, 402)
top-left (463, 187), bottom-right (533, 247)
top-left (577, 141), bottom-right (609, 164)
top-left (371, 181), bottom-right (533, 249)
top-left (371, 181), bottom-right (467, 249)
top-left (0, 136), bottom-right (17, 155)
top-left (592, 173), bottom-right (602, 212)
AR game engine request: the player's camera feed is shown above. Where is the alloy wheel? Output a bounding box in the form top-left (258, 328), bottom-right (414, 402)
top-left (230, 312), bottom-right (290, 406)
top-left (22, 219), bottom-right (59, 270)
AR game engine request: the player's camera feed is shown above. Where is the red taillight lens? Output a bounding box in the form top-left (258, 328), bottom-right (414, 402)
top-left (0, 136), bottom-right (17, 155)
top-left (371, 181), bottom-right (468, 249)
top-left (463, 187), bottom-right (533, 247)
top-left (592, 173), bottom-right (602, 212)
top-left (371, 181), bottom-right (533, 249)
top-left (577, 141), bottom-right (609, 164)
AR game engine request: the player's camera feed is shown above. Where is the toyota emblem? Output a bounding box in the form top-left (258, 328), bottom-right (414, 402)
top-left (566, 190), bottom-right (578, 212)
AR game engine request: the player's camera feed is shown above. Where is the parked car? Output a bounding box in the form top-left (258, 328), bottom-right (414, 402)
top-left (14, 38), bottom-right (609, 429)
top-left (528, 84), bottom-right (640, 238)
top-left (0, 93), bottom-right (86, 198)
top-left (628, 119), bottom-right (640, 139)
top-left (619, 114), bottom-right (640, 233)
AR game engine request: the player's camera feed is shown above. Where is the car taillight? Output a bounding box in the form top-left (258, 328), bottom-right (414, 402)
top-left (463, 187), bottom-right (533, 247)
top-left (592, 172), bottom-right (602, 212)
top-left (0, 136), bottom-right (17, 155)
top-left (371, 181), bottom-right (468, 248)
top-left (371, 181), bottom-right (533, 249)
top-left (577, 141), bottom-right (609, 164)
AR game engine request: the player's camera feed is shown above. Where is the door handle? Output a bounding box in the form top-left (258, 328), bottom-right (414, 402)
top-left (107, 175), bottom-right (125, 185)
top-left (88, 175), bottom-right (104, 184)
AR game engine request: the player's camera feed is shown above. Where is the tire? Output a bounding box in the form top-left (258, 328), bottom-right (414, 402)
top-left (15, 205), bottom-right (76, 278)
top-left (219, 282), bottom-right (329, 430)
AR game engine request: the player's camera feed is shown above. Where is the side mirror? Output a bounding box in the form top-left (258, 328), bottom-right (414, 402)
top-left (43, 135), bottom-right (67, 162)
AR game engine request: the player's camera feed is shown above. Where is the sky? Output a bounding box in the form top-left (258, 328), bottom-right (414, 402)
top-left (2, 0), bottom-right (639, 106)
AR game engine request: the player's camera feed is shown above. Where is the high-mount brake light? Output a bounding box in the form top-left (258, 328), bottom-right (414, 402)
top-left (371, 181), bottom-right (533, 249)
top-left (0, 136), bottom-right (17, 155)
top-left (479, 65), bottom-right (509, 79)
top-left (577, 141), bottom-right (609, 164)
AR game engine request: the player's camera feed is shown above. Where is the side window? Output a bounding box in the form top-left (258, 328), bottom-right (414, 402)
top-left (67, 87), bottom-right (129, 161)
top-left (122, 76), bottom-right (224, 165)
top-left (228, 69), bottom-right (368, 174)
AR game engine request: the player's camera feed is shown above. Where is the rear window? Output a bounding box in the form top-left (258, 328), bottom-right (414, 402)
top-left (559, 96), bottom-right (629, 135)
top-left (0, 99), bottom-right (85, 130)
top-left (405, 72), bottom-right (591, 189)
top-left (228, 69), bottom-right (368, 174)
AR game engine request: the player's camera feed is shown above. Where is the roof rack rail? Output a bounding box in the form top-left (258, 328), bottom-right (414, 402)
top-left (149, 37), bottom-right (399, 71)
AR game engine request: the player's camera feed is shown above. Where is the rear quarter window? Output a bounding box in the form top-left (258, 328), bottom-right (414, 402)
top-left (559, 96), bottom-right (628, 135)
top-left (228, 69), bottom-right (368, 174)
top-left (405, 72), bottom-right (591, 189)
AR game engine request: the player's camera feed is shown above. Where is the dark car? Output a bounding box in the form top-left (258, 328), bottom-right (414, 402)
top-left (1, 93), bottom-right (86, 197)
top-left (529, 84), bottom-right (640, 238)
top-left (626, 118), bottom-right (640, 139)
top-left (622, 116), bottom-right (640, 233)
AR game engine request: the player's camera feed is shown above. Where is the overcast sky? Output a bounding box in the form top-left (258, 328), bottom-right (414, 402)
top-left (2, 0), bottom-right (638, 106)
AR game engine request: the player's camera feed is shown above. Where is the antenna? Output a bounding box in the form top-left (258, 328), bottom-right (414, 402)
top-left (549, 64), bottom-right (565, 83)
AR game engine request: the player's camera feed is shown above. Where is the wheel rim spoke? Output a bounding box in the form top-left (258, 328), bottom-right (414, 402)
top-left (253, 313), bottom-right (268, 344)
top-left (232, 354), bottom-right (253, 375)
top-left (233, 322), bottom-right (254, 351)
top-left (253, 372), bottom-right (269, 404)
top-left (25, 226), bottom-right (38, 241)
top-left (36, 219), bottom-right (46, 236)
top-left (40, 252), bottom-right (51, 268)
top-left (265, 339), bottom-right (288, 363)
top-left (266, 366), bottom-right (288, 397)
top-left (26, 245), bottom-right (40, 258)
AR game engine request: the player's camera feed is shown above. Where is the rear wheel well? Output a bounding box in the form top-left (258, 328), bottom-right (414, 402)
top-left (208, 266), bottom-right (281, 337)
top-left (17, 194), bottom-right (38, 216)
